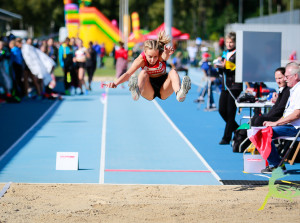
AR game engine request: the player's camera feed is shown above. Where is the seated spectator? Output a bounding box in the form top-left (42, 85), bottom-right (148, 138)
top-left (251, 67), bottom-right (290, 126)
top-left (261, 62), bottom-right (300, 174)
top-left (171, 51), bottom-right (188, 76)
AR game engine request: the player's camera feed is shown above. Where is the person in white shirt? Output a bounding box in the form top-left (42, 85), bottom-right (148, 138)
top-left (75, 39), bottom-right (89, 94)
top-left (261, 62), bottom-right (300, 173)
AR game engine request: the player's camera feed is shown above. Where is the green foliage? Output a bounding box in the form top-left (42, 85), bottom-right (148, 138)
top-left (0, 0), bottom-right (64, 36)
top-left (1, 0), bottom-right (299, 39)
top-left (54, 56), bottom-right (116, 78)
top-left (209, 32), bottom-right (220, 41)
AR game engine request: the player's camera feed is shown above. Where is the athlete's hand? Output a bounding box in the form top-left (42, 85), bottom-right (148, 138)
top-left (106, 82), bottom-right (117, 88)
top-left (164, 45), bottom-right (174, 56)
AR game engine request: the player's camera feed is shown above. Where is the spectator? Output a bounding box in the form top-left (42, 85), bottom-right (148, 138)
top-left (0, 40), bottom-right (13, 98)
top-left (111, 43), bottom-right (117, 68)
top-left (216, 32), bottom-right (243, 145)
top-left (85, 41), bottom-right (97, 91)
top-left (93, 41), bottom-right (101, 68)
top-left (74, 38), bottom-right (89, 94)
top-left (261, 62), bottom-right (300, 173)
top-left (23, 39), bottom-right (43, 98)
top-left (194, 52), bottom-right (217, 109)
top-left (26, 38), bottom-right (33, 45)
top-left (70, 37), bottom-right (78, 52)
top-left (115, 41), bottom-right (128, 79)
top-left (186, 43), bottom-right (198, 66)
top-left (47, 38), bottom-right (58, 64)
top-left (171, 51), bottom-right (188, 76)
top-left (11, 38), bottom-right (24, 97)
top-left (219, 37), bottom-right (225, 51)
top-left (100, 43), bottom-right (106, 67)
top-left (289, 50), bottom-right (297, 61)
top-left (251, 67), bottom-right (290, 126)
top-left (58, 37), bottom-right (76, 95)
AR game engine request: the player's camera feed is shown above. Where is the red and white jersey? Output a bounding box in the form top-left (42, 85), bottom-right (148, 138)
top-left (141, 52), bottom-right (166, 77)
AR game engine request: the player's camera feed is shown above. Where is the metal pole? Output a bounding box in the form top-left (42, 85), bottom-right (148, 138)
top-left (164, 0), bottom-right (173, 44)
top-left (124, 0), bottom-right (128, 50)
top-left (268, 0), bottom-right (272, 15)
top-left (260, 0), bottom-right (263, 17)
top-left (119, 0), bottom-right (123, 40)
top-left (238, 0), bottom-right (243, 23)
top-left (290, 0), bottom-right (294, 23)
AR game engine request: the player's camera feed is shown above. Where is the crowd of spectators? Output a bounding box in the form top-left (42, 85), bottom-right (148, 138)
top-left (0, 34), bottom-right (103, 103)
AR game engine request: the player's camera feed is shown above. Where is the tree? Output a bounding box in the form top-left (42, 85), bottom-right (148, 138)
top-left (0, 0), bottom-right (64, 37)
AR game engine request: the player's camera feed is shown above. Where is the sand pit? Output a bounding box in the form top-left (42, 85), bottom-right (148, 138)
top-left (0, 183), bottom-right (299, 222)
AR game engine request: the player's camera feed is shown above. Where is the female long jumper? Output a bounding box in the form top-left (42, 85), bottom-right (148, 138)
top-left (107, 31), bottom-right (191, 102)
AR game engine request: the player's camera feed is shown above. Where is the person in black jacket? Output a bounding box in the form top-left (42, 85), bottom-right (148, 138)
top-left (251, 67), bottom-right (290, 126)
top-left (86, 41), bottom-right (97, 91)
top-left (216, 32), bottom-right (243, 145)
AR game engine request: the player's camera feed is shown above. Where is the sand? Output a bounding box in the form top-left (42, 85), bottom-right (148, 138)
top-left (0, 183), bottom-right (299, 223)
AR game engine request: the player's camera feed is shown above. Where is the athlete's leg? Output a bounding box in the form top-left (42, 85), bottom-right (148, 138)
top-left (138, 70), bottom-right (155, 100)
top-left (78, 67), bottom-right (88, 93)
top-left (160, 69), bottom-right (180, 99)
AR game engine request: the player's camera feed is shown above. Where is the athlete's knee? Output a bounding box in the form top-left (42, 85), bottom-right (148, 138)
top-left (169, 69), bottom-right (178, 77)
top-left (139, 70), bottom-right (148, 77)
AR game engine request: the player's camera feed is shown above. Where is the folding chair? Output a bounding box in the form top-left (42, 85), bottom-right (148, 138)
top-left (278, 129), bottom-right (300, 166)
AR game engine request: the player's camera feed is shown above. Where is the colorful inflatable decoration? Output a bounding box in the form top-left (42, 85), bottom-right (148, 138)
top-left (131, 12), bottom-right (140, 40)
top-left (64, 3), bottom-right (80, 38)
top-left (63, 1), bottom-right (120, 53)
top-left (79, 7), bottom-right (120, 53)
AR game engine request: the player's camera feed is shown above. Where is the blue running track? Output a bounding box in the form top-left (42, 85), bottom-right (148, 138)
top-left (0, 68), bottom-right (299, 184)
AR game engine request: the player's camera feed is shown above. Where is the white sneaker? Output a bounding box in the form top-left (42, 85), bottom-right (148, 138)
top-left (176, 76), bottom-right (191, 102)
top-left (128, 75), bottom-right (140, 101)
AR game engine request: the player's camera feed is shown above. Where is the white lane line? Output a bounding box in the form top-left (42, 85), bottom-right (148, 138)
top-left (99, 88), bottom-right (108, 184)
top-left (0, 182), bottom-right (12, 198)
top-left (152, 100), bottom-right (223, 184)
top-left (0, 100), bottom-right (59, 163)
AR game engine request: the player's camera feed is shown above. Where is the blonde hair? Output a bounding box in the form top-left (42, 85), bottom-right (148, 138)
top-left (144, 30), bottom-right (171, 54)
top-left (226, 32), bottom-right (236, 43)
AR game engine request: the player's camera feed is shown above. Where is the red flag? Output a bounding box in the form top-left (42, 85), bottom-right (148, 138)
top-left (249, 127), bottom-right (273, 160)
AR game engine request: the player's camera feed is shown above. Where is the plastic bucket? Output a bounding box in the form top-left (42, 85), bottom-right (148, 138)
top-left (244, 154), bottom-right (266, 173)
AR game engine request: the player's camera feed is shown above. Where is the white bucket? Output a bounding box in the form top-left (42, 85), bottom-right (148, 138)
top-left (243, 154), bottom-right (266, 173)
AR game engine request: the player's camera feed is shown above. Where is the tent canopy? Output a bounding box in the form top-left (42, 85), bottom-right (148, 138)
top-left (144, 23), bottom-right (190, 40)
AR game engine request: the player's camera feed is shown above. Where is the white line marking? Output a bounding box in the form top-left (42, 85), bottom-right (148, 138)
top-left (253, 174), bottom-right (270, 179)
top-left (0, 182), bottom-right (11, 198)
top-left (0, 101), bottom-right (59, 163)
top-left (152, 100), bottom-right (223, 184)
top-left (99, 88), bottom-right (108, 184)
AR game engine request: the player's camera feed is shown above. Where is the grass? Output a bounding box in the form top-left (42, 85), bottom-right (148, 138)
top-left (54, 56), bottom-right (116, 78)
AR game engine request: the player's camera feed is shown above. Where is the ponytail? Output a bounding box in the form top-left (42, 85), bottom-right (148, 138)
top-left (144, 30), bottom-right (171, 54)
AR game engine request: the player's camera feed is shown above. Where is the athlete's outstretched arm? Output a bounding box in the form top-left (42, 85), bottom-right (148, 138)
top-left (107, 55), bottom-right (144, 88)
top-left (161, 45), bottom-right (174, 61)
